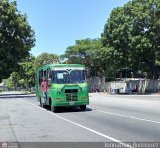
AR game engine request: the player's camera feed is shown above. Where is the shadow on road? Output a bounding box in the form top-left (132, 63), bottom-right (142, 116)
top-left (44, 105), bottom-right (94, 113)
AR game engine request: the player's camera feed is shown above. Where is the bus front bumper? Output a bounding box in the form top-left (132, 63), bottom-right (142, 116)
top-left (52, 101), bottom-right (89, 107)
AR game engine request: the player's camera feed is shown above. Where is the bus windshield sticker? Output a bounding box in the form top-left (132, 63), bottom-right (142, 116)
top-left (57, 73), bottom-right (64, 79)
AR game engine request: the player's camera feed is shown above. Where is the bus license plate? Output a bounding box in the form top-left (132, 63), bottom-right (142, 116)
top-left (69, 102), bottom-right (75, 105)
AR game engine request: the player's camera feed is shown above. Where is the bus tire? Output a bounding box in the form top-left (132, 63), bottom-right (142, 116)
top-left (51, 106), bottom-right (57, 113)
top-left (41, 102), bottom-right (45, 108)
top-left (40, 98), bottom-right (42, 107)
top-left (40, 98), bottom-right (45, 108)
top-left (80, 105), bottom-right (86, 111)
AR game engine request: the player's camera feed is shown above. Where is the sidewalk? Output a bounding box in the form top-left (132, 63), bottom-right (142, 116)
top-left (89, 92), bottom-right (160, 96)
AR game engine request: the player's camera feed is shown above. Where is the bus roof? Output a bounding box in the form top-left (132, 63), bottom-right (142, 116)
top-left (37, 64), bottom-right (85, 72)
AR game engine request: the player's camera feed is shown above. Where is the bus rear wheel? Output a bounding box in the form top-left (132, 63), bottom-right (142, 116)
top-left (80, 105), bottom-right (86, 111)
top-left (40, 98), bottom-right (44, 108)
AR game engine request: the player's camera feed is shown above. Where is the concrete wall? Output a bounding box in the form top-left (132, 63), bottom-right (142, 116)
top-left (138, 79), bottom-right (160, 93)
top-left (87, 77), bottom-right (106, 92)
top-left (88, 77), bottom-right (160, 94)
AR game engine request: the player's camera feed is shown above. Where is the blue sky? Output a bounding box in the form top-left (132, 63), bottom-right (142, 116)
top-left (16, 0), bottom-right (130, 57)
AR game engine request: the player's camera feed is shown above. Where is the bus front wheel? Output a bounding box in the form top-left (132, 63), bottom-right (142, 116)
top-left (80, 105), bottom-right (86, 111)
top-left (51, 106), bottom-right (58, 113)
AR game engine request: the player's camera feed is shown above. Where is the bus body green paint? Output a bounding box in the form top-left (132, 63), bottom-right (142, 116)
top-left (35, 64), bottom-right (89, 110)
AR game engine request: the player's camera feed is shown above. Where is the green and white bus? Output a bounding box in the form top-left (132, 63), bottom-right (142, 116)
top-left (35, 64), bottom-right (89, 112)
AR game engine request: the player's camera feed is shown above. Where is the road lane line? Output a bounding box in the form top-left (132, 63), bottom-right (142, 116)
top-left (23, 100), bottom-right (131, 148)
top-left (96, 110), bottom-right (160, 124)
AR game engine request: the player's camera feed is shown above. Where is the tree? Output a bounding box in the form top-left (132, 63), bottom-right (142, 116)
top-left (18, 55), bottom-right (35, 89)
top-left (4, 54), bottom-right (36, 90)
top-left (101, 0), bottom-right (160, 78)
top-left (4, 72), bottom-right (20, 90)
top-left (62, 38), bottom-right (106, 76)
top-left (34, 52), bottom-right (60, 70)
top-left (0, 0), bottom-right (35, 82)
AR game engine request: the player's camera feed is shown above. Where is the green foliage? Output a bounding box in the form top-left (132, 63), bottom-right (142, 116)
top-left (62, 38), bottom-right (106, 76)
top-left (4, 54), bottom-right (36, 90)
top-left (34, 52), bottom-right (60, 70)
top-left (3, 79), bottom-right (13, 90)
top-left (4, 72), bottom-right (20, 89)
top-left (0, 0), bottom-right (35, 82)
top-left (102, 0), bottom-right (160, 78)
top-left (18, 55), bottom-right (35, 88)
top-left (4, 53), bottom-right (60, 90)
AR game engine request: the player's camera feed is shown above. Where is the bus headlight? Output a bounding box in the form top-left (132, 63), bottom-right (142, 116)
top-left (81, 96), bottom-right (88, 100)
top-left (56, 98), bottom-right (61, 101)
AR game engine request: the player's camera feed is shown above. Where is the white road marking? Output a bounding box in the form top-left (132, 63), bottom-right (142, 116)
top-left (96, 110), bottom-right (160, 124)
top-left (23, 100), bottom-right (131, 148)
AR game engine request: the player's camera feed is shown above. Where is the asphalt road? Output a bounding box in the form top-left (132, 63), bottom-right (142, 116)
top-left (0, 92), bottom-right (160, 148)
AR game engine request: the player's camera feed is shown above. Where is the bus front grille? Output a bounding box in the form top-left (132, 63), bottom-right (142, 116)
top-left (65, 89), bottom-right (78, 101)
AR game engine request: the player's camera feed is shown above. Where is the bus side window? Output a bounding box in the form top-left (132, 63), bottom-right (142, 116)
top-left (43, 70), bottom-right (47, 79)
top-left (52, 71), bottom-right (56, 83)
top-left (39, 70), bottom-right (43, 85)
top-left (48, 70), bottom-right (52, 79)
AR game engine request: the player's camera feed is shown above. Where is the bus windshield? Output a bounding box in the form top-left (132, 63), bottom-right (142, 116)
top-left (52, 70), bottom-right (86, 84)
